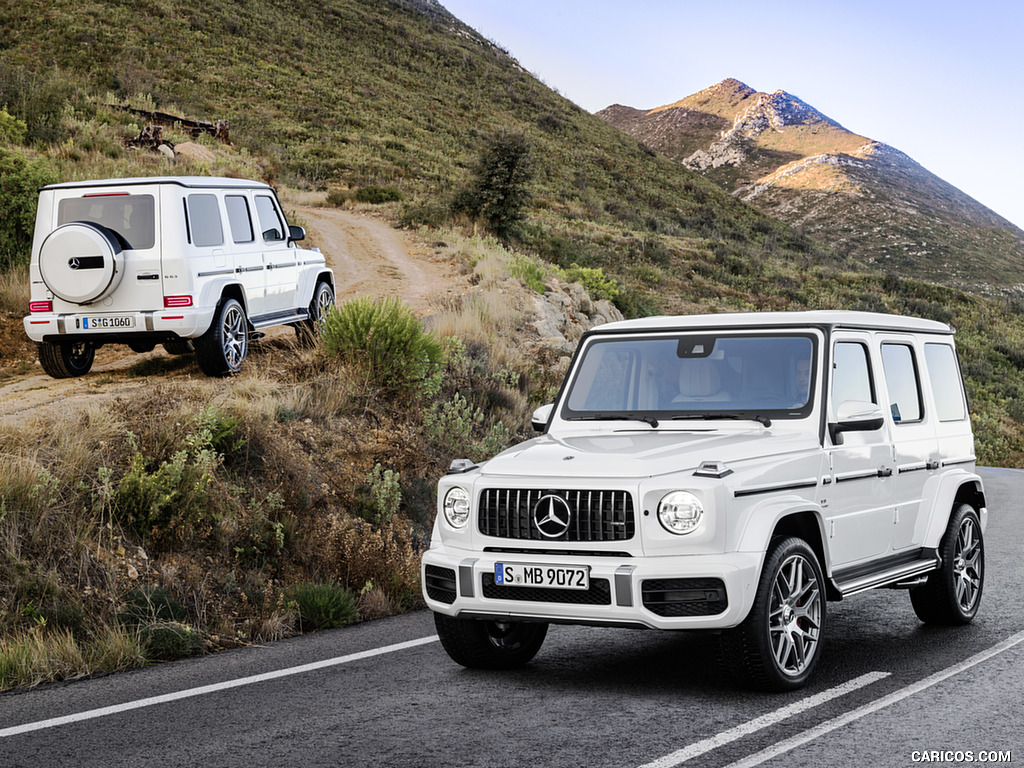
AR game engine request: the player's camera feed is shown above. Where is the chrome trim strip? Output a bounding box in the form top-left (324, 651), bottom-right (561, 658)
top-left (733, 479), bottom-right (818, 498)
top-left (614, 565), bottom-right (635, 607)
top-left (198, 268), bottom-right (235, 277)
top-left (459, 559), bottom-right (477, 599)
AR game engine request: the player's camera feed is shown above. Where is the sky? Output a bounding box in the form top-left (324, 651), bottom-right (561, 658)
top-left (439, 0), bottom-right (1024, 230)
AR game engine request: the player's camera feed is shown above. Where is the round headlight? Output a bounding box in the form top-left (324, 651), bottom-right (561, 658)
top-left (658, 491), bottom-right (704, 535)
top-left (443, 487), bottom-right (470, 529)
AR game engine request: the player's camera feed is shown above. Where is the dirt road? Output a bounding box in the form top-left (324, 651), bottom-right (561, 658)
top-left (0, 206), bottom-right (461, 422)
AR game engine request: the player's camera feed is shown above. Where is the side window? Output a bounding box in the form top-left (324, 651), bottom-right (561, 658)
top-left (255, 195), bottom-right (285, 243)
top-left (925, 343), bottom-right (967, 422)
top-left (186, 194), bottom-right (224, 248)
top-left (831, 342), bottom-right (875, 415)
top-left (225, 195), bottom-right (254, 244)
top-left (881, 343), bottom-right (923, 423)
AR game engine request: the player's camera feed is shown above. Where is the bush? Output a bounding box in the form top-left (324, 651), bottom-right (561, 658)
top-left (367, 464), bottom-right (401, 523)
top-left (0, 146), bottom-right (58, 270)
top-left (289, 582), bottom-right (359, 632)
top-left (354, 186), bottom-right (403, 204)
top-left (320, 297), bottom-right (445, 401)
top-left (139, 622), bottom-right (205, 661)
top-left (455, 129), bottom-right (535, 240)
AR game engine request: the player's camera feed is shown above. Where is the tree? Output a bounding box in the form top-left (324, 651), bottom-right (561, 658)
top-left (458, 129), bottom-right (534, 240)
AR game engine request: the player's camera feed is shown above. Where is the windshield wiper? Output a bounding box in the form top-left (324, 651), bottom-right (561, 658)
top-left (566, 413), bottom-right (660, 428)
top-left (672, 413), bottom-right (772, 427)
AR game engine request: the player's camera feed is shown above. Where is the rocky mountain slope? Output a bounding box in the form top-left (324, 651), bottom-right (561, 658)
top-left (598, 79), bottom-right (1024, 293)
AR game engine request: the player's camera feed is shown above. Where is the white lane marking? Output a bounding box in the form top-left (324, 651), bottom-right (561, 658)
top-left (0, 635), bottom-right (439, 739)
top-left (638, 671), bottom-right (890, 768)
top-left (721, 628), bottom-right (1024, 768)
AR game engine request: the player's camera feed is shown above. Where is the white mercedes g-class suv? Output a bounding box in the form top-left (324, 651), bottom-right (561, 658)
top-left (423, 311), bottom-right (986, 690)
top-left (23, 176), bottom-right (335, 378)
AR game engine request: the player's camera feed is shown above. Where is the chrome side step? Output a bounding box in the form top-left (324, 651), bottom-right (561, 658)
top-left (833, 552), bottom-right (940, 597)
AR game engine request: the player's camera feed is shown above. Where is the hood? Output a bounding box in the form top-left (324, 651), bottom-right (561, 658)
top-left (480, 427), bottom-right (819, 480)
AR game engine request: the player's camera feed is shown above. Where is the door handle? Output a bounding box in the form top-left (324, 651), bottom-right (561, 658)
top-left (877, 467), bottom-right (893, 478)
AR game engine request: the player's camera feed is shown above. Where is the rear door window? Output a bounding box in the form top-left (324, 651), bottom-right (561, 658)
top-left (881, 343), bottom-right (923, 423)
top-left (225, 195), bottom-right (255, 244)
top-left (186, 194), bottom-right (224, 248)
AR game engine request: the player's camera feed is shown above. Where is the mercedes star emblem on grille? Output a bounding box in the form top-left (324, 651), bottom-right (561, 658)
top-left (533, 494), bottom-right (572, 538)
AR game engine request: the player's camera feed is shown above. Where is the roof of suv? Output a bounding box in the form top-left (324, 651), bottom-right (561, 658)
top-left (41, 176), bottom-right (273, 191)
top-left (592, 310), bottom-right (954, 336)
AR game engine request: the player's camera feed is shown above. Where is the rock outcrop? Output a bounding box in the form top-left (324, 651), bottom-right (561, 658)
top-left (527, 279), bottom-right (623, 357)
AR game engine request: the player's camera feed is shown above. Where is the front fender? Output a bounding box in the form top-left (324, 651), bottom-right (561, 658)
top-left (734, 496), bottom-right (829, 568)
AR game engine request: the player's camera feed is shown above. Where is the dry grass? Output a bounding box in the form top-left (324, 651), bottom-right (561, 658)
top-left (0, 624), bottom-right (145, 689)
top-left (0, 264), bottom-right (29, 314)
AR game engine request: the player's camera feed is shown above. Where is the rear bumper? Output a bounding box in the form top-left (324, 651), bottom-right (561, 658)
top-left (24, 308), bottom-right (215, 343)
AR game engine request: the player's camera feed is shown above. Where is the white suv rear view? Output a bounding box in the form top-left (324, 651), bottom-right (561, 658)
top-left (24, 176), bottom-right (335, 377)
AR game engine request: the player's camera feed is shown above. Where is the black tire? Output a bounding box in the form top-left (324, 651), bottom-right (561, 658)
top-left (721, 536), bottom-right (826, 691)
top-left (194, 298), bottom-right (249, 377)
top-left (910, 503), bottom-right (984, 625)
top-left (434, 613), bottom-right (547, 670)
top-left (38, 341), bottom-right (95, 378)
top-left (163, 340), bottom-right (192, 356)
top-left (295, 280), bottom-right (335, 345)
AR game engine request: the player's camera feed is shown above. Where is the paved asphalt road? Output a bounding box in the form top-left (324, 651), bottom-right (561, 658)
top-left (2, 468), bottom-right (1021, 768)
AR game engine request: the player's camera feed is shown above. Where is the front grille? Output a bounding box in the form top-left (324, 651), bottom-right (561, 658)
top-left (641, 578), bottom-right (728, 617)
top-left (481, 573), bottom-right (612, 605)
top-left (424, 565), bottom-right (457, 605)
top-left (478, 488), bottom-right (635, 542)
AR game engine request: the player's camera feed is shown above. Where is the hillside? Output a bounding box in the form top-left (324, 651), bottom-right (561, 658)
top-left (597, 78), bottom-right (1024, 293)
top-left (4, 0), bottom-right (1024, 688)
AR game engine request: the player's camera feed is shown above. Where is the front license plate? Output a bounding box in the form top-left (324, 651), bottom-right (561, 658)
top-left (79, 315), bottom-right (135, 330)
top-left (494, 563), bottom-right (590, 591)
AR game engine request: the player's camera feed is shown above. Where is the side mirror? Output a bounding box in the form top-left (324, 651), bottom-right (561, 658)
top-left (829, 400), bottom-right (885, 444)
top-left (287, 225), bottom-right (306, 243)
top-left (531, 403), bottom-right (554, 432)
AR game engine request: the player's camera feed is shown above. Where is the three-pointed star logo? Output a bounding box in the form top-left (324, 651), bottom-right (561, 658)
top-left (533, 494), bottom-right (572, 538)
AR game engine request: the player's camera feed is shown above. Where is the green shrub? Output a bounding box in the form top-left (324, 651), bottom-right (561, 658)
top-left (0, 146), bottom-right (58, 270)
top-left (118, 586), bottom-right (187, 625)
top-left (354, 186), bottom-right (403, 204)
top-left (320, 297), bottom-right (444, 401)
top-left (454, 129), bottom-right (535, 240)
top-left (367, 464), bottom-right (401, 523)
top-left (289, 582), bottom-right (359, 632)
top-left (0, 106), bottom-right (27, 144)
top-left (139, 622), bottom-right (205, 661)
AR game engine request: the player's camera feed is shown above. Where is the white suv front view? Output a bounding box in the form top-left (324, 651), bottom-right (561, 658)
top-left (422, 311), bottom-right (987, 690)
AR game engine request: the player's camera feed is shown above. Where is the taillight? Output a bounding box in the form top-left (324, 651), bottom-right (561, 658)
top-left (163, 295), bottom-right (193, 308)
top-left (29, 301), bottom-right (53, 313)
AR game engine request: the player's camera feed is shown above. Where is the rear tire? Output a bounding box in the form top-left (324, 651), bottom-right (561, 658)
top-left (195, 298), bottom-right (248, 377)
top-left (38, 341), bottom-right (95, 378)
top-left (434, 613), bottom-right (547, 670)
top-left (910, 503), bottom-right (984, 624)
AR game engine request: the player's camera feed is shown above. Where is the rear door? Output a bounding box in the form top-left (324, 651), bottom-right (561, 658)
top-left (825, 333), bottom-right (895, 567)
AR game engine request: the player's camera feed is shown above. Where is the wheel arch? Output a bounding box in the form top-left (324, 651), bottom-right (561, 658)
top-left (921, 471), bottom-right (987, 549)
top-left (735, 499), bottom-right (833, 597)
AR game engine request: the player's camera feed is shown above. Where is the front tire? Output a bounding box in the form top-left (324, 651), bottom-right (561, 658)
top-left (296, 280), bottom-right (335, 345)
top-left (910, 503), bottom-right (984, 624)
top-left (195, 298), bottom-right (248, 377)
top-left (38, 341), bottom-right (95, 378)
top-left (434, 613), bottom-right (547, 670)
top-left (721, 536), bottom-right (825, 691)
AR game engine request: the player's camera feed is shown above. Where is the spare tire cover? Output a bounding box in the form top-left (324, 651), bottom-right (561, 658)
top-left (38, 222), bottom-right (124, 305)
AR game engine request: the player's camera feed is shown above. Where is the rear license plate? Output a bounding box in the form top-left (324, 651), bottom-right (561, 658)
top-left (494, 563), bottom-right (590, 590)
top-left (79, 315), bottom-right (134, 330)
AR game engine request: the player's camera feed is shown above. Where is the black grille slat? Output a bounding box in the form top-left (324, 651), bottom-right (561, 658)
top-left (482, 574), bottom-right (611, 605)
top-left (478, 488), bottom-right (635, 542)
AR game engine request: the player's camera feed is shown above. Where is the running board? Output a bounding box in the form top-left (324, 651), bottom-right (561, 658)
top-left (249, 310), bottom-right (309, 330)
top-left (832, 550), bottom-right (940, 597)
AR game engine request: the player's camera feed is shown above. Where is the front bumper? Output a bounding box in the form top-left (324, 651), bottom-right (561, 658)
top-left (24, 307), bottom-right (216, 343)
top-left (422, 545), bottom-right (762, 630)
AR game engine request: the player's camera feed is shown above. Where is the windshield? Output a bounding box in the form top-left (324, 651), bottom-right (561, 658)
top-left (562, 333), bottom-right (817, 421)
